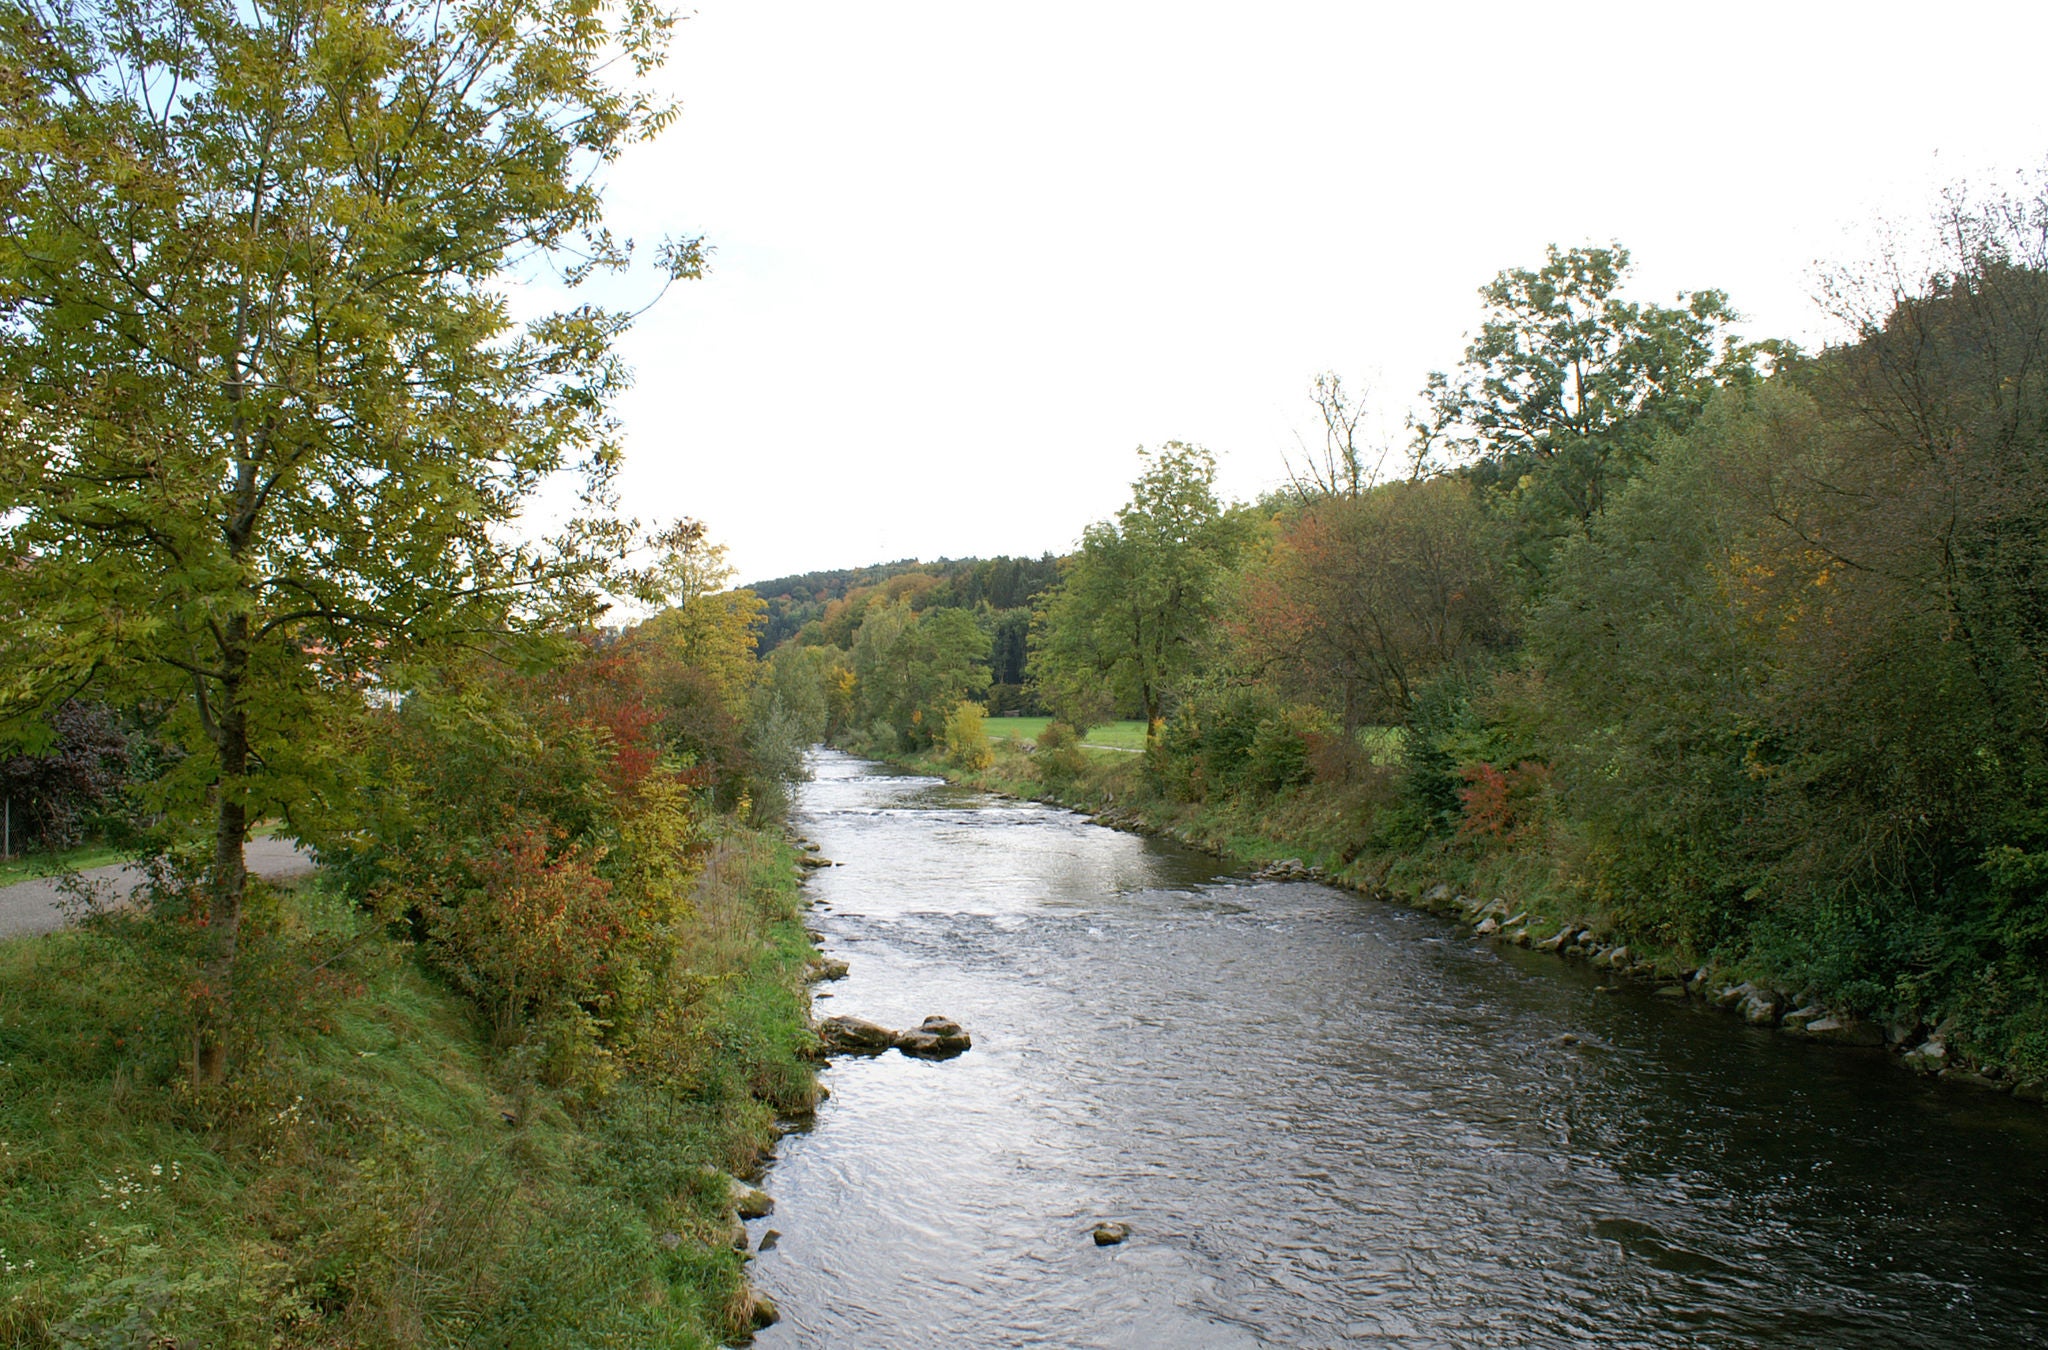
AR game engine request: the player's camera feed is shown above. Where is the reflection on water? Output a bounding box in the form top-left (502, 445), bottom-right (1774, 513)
top-left (754, 752), bottom-right (2048, 1348)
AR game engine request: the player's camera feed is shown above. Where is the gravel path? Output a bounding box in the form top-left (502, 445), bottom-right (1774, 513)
top-left (0, 837), bottom-right (316, 940)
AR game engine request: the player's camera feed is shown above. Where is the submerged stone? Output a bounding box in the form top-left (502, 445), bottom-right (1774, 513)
top-left (1804, 1016), bottom-right (1885, 1047)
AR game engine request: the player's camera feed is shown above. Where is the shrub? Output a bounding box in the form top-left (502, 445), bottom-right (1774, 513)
top-left (943, 701), bottom-right (994, 771)
top-left (1246, 705), bottom-right (1332, 795)
top-left (1456, 759), bottom-right (1552, 844)
top-left (0, 700), bottom-right (137, 850)
top-left (1032, 721), bottom-right (1088, 786)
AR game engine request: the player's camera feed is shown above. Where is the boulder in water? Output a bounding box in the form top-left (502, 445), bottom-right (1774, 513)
top-left (818, 1014), bottom-right (898, 1055)
top-left (1781, 1005), bottom-right (1827, 1031)
top-left (1732, 983), bottom-right (1783, 1025)
top-left (1901, 1038), bottom-right (1948, 1073)
top-left (1092, 1221), bottom-right (1131, 1246)
top-left (731, 1179), bottom-right (775, 1219)
top-left (894, 1014), bottom-right (972, 1059)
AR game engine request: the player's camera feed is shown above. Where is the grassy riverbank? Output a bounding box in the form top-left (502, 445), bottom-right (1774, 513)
top-left (898, 739), bottom-right (2048, 1101)
top-left (0, 827), bottom-right (816, 1348)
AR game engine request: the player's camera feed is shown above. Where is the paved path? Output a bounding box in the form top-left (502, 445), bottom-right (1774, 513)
top-left (0, 837), bottom-right (316, 940)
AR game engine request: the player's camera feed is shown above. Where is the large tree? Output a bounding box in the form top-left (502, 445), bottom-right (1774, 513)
top-left (0, 0), bottom-right (690, 1078)
top-left (1030, 443), bottom-right (1249, 741)
top-left (1417, 244), bottom-right (1767, 542)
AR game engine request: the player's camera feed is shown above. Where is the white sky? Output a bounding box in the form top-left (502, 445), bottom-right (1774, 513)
top-left (579, 0), bottom-right (2048, 583)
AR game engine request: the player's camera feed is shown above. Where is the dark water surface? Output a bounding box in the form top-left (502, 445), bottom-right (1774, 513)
top-left (752, 753), bottom-right (2048, 1348)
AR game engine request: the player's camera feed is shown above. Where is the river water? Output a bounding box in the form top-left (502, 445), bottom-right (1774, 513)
top-left (752, 752), bottom-right (2048, 1348)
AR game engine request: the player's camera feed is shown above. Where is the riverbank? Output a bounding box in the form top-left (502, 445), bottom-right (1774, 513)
top-left (889, 739), bottom-right (2048, 1107)
top-left (0, 826), bottom-right (817, 1347)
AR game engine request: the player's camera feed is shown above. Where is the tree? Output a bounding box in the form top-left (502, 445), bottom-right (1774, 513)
top-left (631, 521), bottom-right (767, 717)
top-left (1417, 244), bottom-right (1767, 539)
top-left (1805, 184), bottom-right (2048, 777)
top-left (0, 0), bottom-right (688, 1079)
top-left (849, 600), bottom-right (990, 749)
top-left (1281, 372), bottom-right (1402, 502)
top-left (1235, 476), bottom-right (1508, 735)
top-left (1030, 443), bottom-right (1249, 743)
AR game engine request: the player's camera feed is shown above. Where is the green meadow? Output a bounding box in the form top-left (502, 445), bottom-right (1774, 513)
top-left (981, 717), bottom-right (1149, 752)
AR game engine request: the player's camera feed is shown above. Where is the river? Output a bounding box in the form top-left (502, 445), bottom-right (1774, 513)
top-left (751, 752), bottom-right (2048, 1348)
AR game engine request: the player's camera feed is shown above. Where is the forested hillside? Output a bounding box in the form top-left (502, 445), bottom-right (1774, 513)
top-left (750, 554), bottom-right (1060, 711)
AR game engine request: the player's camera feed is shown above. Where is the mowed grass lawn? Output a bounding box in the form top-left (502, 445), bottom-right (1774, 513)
top-left (984, 716), bottom-right (1149, 752)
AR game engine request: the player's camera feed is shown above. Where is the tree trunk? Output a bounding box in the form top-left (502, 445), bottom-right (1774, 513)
top-left (196, 619), bottom-right (251, 1084)
top-left (1341, 678), bottom-right (1360, 784)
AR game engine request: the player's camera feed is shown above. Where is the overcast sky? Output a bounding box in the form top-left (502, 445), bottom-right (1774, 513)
top-left (575, 0), bottom-right (2048, 583)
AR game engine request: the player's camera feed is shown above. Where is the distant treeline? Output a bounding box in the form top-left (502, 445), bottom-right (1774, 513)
top-left (749, 554), bottom-right (1060, 711)
top-left (765, 181), bottom-right (2048, 1085)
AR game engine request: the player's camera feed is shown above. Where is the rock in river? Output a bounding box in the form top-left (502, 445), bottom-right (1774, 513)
top-left (894, 1014), bottom-right (972, 1059)
top-left (807, 955), bottom-right (851, 982)
top-left (1802, 1016), bottom-right (1885, 1047)
top-left (731, 1179), bottom-right (775, 1220)
top-left (1901, 1038), bottom-right (1948, 1074)
top-left (818, 1012), bottom-right (973, 1059)
top-left (1092, 1221), bottom-right (1131, 1246)
top-left (818, 1014), bottom-right (899, 1055)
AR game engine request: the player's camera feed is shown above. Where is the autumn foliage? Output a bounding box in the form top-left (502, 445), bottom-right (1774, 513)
top-left (330, 606), bottom-right (783, 1091)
